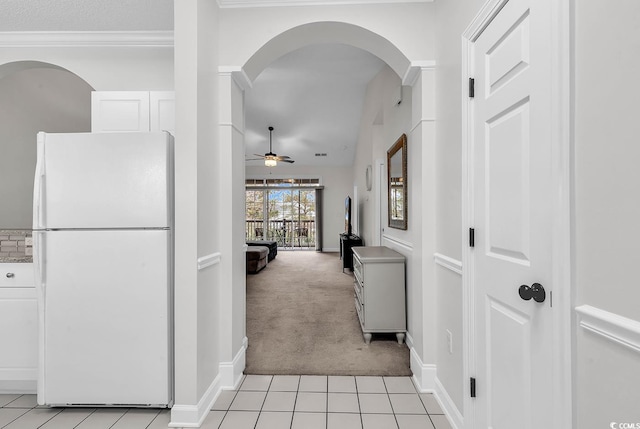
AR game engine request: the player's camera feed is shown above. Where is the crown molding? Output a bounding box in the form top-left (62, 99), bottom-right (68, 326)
top-left (0, 31), bottom-right (174, 48)
top-left (218, 0), bottom-right (432, 8)
top-left (402, 60), bottom-right (436, 86)
top-left (219, 66), bottom-right (253, 91)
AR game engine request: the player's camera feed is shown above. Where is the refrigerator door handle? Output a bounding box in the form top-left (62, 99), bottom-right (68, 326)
top-left (33, 231), bottom-right (46, 292)
top-left (33, 230), bottom-right (46, 404)
top-left (33, 133), bottom-right (46, 230)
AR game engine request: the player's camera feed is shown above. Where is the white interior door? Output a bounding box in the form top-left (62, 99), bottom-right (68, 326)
top-left (472, 0), bottom-right (554, 427)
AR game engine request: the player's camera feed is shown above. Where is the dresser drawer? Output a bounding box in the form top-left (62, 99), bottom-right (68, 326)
top-left (354, 296), bottom-right (364, 326)
top-left (353, 255), bottom-right (363, 284)
top-left (0, 264), bottom-right (35, 288)
top-left (354, 281), bottom-right (363, 306)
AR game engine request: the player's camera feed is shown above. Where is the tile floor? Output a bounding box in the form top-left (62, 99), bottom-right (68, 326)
top-left (0, 393), bottom-right (170, 429)
top-left (205, 375), bottom-right (452, 429)
top-left (0, 375), bottom-right (453, 429)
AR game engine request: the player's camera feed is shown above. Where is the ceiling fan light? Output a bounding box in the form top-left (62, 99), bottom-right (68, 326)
top-left (265, 158), bottom-right (277, 167)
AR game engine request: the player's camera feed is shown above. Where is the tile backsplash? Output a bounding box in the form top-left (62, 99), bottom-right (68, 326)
top-left (0, 230), bottom-right (32, 259)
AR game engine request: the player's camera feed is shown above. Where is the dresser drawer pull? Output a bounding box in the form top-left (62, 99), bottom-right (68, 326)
top-left (6, 273), bottom-right (15, 278)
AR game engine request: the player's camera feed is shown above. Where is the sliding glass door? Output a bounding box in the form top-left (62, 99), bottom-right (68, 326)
top-left (246, 184), bottom-right (317, 249)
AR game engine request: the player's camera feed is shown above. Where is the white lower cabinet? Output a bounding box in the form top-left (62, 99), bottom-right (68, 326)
top-left (0, 264), bottom-right (37, 393)
top-left (352, 246), bottom-right (406, 344)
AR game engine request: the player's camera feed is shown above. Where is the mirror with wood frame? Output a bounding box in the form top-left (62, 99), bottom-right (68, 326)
top-left (387, 134), bottom-right (407, 230)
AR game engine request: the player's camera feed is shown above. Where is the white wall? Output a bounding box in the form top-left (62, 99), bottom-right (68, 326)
top-left (0, 67), bottom-right (92, 229)
top-left (352, 64), bottom-right (423, 350)
top-left (218, 3), bottom-right (434, 73)
top-left (353, 66), bottom-right (407, 247)
top-left (246, 165), bottom-right (353, 251)
top-left (432, 0), bottom-right (486, 414)
top-left (0, 45), bottom-right (173, 91)
top-left (574, 0), bottom-right (640, 426)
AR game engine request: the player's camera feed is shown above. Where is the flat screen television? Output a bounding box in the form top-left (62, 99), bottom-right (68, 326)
top-left (345, 196), bottom-right (352, 236)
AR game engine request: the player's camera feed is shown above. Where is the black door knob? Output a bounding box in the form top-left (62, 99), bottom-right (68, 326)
top-left (518, 283), bottom-right (546, 303)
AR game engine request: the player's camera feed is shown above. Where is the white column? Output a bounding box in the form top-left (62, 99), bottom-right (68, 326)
top-left (218, 67), bottom-right (251, 388)
top-left (406, 63), bottom-right (437, 389)
top-left (171, 0), bottom-right (221, 426)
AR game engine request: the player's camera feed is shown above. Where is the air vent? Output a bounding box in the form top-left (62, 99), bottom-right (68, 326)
top-left (315, 153), bottom-right (327, 157)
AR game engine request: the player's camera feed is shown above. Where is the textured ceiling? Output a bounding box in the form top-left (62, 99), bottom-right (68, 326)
top-left (0, 0), bottom-right (174, 31)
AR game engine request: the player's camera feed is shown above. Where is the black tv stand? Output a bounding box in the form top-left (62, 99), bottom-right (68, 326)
top-left (340, 233), bottom-right (363, 272)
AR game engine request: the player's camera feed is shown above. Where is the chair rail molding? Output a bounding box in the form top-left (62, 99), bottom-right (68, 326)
top-left (382, 234), bottom-right (413, 252)
top-left (433, 253), bottom-right (462, 275)
top-left (576, 305), bottom-right (640, 354)
top-left (197, 252), bottom-right (221, 271)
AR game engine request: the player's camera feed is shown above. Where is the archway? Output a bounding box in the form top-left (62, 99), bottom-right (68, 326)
top-left (0, 61), bottom-right (94, 230)
top-left (242, 21), bottom-right (415, 83)
top-left (217, 21), bottom-right (436, 391)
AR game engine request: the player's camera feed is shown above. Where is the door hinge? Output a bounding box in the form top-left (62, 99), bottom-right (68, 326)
top-left (470, 377), bottom-right (476, 398)
top-left (469, 78), bottom-right (475, 98)
top-left (469, 228), bottom-right (475, 247)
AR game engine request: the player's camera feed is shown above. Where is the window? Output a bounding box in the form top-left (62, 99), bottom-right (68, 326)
top-left (245, 179), bottom-right (320, 249)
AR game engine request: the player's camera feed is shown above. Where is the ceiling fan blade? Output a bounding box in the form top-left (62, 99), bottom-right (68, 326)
top-left (276, 155), bottom-right (291, 159)
top-left (245, 158), bottom-right (264, 161)
top-left (281, 159), bottom-right (295, 163)
top-left (253, 154), bottom-right (267, 158)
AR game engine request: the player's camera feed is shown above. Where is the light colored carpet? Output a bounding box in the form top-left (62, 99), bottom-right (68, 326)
top-left (245, 250), bottom-right (411, 376)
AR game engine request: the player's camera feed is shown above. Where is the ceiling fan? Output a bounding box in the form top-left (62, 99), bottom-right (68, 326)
top-left (246, 126), bottom-right (295, 167)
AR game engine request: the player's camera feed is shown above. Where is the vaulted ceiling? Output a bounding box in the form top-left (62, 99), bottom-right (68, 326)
top-left (245, 44), bottom-right (385, 168)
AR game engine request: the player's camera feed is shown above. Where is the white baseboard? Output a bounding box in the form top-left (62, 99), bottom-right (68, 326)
top-left (407, 343), bottom-right (462, 429)
top-left (169, 338), bottom-right (247, 428)
top-left (219, 337), bottom-right (248, 389)
top-left (0, 379), bottom-right (36, 394)
top-left (434, 377), bottom-right (463, 429)
top-left (409, 346), bottom-right (436, 392)
top-left (169, 374), bottom-right (221, 428)
top-left (323, 247), bottom-right (339, 252)
top-left (405, 332), bottom-right (415, 350)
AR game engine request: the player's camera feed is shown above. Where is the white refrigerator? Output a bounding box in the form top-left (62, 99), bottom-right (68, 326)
top-left (32, 131), bottom-right (174, 407)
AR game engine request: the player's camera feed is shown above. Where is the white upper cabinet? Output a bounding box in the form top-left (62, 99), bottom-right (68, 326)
top-left (150, 91), bottom-right (175, 134)
top-left (91, 91), bottom-right (174, 134)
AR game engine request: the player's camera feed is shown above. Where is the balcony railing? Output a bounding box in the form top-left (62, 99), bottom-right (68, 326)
top-left (246, 219), bottom-right (316, 249)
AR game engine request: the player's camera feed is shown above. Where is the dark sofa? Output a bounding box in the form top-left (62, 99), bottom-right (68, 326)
top-left (246, 240), bottom-right (277, 262)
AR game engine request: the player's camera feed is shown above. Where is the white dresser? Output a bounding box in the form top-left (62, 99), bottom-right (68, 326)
top-left (352, 246), bottom-right (406, 344)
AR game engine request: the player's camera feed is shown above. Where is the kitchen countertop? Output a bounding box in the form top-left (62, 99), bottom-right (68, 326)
top-left (0, 256), bottom-right (33, 263)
